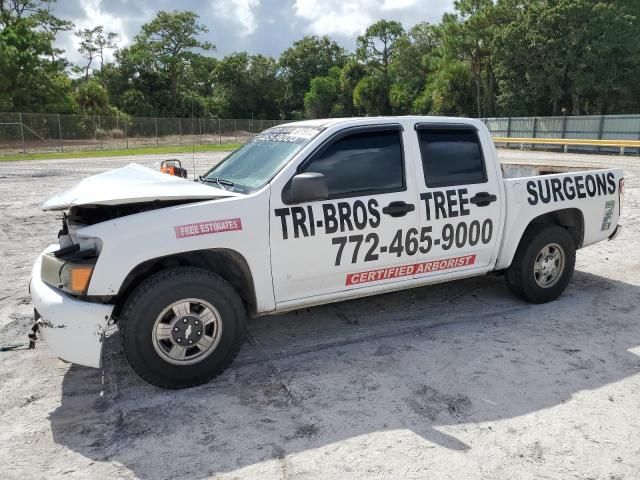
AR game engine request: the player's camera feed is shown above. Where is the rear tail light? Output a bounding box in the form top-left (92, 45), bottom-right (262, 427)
top-left (619, 178), bottom-right (624, 216)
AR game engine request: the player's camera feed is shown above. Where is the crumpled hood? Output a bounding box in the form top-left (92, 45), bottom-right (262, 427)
top-left (42, 163), bottom-right (240, 210)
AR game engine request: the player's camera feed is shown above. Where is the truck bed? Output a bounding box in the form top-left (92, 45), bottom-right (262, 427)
top-left (501, 162), bottom-right (598, 179)
top-left (496, 165), bottom-right (623, 270)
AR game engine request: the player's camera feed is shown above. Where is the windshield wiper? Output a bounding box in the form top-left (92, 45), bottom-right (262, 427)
top-left (200, 176), bottom-right (235, 190)
top-left (216, 178), bottom-right (235, 186)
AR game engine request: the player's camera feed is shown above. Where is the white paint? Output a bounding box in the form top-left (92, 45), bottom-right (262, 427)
top-left (29, 245), bottom-right (113, 368)
top-left (32, 116), bottom-right (624, 369)
top-left (42, 163), bottom-right (238, 210)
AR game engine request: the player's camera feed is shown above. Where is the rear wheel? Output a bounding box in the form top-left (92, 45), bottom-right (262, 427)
top-left (120, 267), bottom-right (245, 389)
top-left (505, 224), bottom-right (576, 304)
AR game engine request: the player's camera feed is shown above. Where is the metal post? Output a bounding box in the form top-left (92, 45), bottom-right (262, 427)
top-left (155, 117), bottom-right (159, 147)
top-left (218, 118), bottom-right (222, 145)
top-left (57, 114), bottom-right (63, 152)
top-left (506, 117), bottom-right (512, 137)
top-left (116, 115), bottom-right (119, 150)
top-left (234, 119), bottom-right (237, 142)
top-left (597, 115), bottom-right (606, 153)
top-left (125, 117), bottom-right (129, 149)
top-left (561, 115), bottom-right (567, 139)
top-left (98, 115), bottom-right (103, 150)
top-left (531, 116), bottom-right (538, 151)
top-left (597, 115), bottom-right (605, 140)
top-left (178, 118), bottom-right (183, 146)
top-left (19, 112), bottom-right (26, 153)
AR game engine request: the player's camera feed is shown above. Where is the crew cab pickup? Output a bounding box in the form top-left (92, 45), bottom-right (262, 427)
top-left (29, 117), bottom-right (624, 388)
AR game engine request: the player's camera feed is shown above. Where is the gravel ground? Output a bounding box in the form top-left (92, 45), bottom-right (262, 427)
top-left (0, 149), bottom-right (639, 480)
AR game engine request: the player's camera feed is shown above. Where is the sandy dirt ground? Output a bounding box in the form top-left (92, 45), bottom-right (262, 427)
top-left (0, 149), bottom-right (639, 480)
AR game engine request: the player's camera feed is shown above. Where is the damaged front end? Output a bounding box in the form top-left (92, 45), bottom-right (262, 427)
top-left (29, 245), bottom-right (113, 368)
top-left (29, 163), bottom-right (239, 368)
top-left (30, 202), bottom-right (214, 369)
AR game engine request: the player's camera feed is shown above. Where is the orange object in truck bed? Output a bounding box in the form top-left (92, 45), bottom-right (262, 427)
top-left (160, 159), bottom-right (188, 178)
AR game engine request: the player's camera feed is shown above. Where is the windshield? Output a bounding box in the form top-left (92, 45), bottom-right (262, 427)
top-left (202, 126), bottom-right (322, 193)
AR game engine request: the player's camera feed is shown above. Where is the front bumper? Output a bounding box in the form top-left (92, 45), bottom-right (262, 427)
top-left (29, 245), bottom-right (114, 368)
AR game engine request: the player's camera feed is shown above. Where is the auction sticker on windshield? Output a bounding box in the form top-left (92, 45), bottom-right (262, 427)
top-left (253, 127), bottom-right (320, 144)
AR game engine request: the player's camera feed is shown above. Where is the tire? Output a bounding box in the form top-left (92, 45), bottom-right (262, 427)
top-left (119, 267), bottom-right (246, 389)
top-left (505, 224), bottom-right (576, 304)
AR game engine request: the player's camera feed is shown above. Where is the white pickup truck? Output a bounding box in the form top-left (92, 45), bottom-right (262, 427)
top-left (29, 117), bottom-right (624, 388)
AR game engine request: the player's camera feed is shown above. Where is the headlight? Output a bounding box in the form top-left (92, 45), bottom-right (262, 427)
top-left (41, 240), bottom-right (100, 296)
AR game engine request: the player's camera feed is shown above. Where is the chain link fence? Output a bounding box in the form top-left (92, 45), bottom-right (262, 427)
top-left (0, 112), bottom-right (291, 155)
top-left (2, 112), bottom-right (640, 156)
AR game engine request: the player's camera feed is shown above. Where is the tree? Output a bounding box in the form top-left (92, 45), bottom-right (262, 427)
top-left (0, 0), bottom-right (74, 112)
top-left (177, 54), bottom-right (218, 116)
top-left (357, 20), bottom-right (404, 77)
top-left (415, 59), bottom-right (475, 115)
top-left (389, 22), bottom-right (439, 113)
top-left (74, 79), bottom-right (109, 114)
top-left (99, 49), bottom-right (155, 116)
top-left (119, 88), bottom-right (152, 116)
top-left (76, 25), bottom-right (118, 78)
top-left (278, 36), bottom-right (347, 118)
top-left (133, 11), bottom-right (214, 116)
top-left (494, 0), bottom-right (638, 115)
top-left (211, 53), bottom-right (280, 119)
top-left (3, 0), bottom-right (640, 120)
top-left (1, 0), bottom-right (73, 62)
top-left (304, 67), bottom-right (343, 118)
top-left (339, 58), bottom-right (367, 115)
top-left (355, 20), bottom-right (405, 115)
top-left (0, 0), bottom-right (72, 30)
top-left (353, 74), bottom-right (389, 114)
top-left (438, 0), bottom-right (500, 117)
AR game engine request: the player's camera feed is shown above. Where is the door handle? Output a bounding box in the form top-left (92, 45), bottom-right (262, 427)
top-left (470, 192), bottom-right (497, 207)
top-left (382, 201), bottom-right (415, 217)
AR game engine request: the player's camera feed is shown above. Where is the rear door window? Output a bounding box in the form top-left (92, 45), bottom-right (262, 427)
top-left (417, 127), bottom-right (486, 188)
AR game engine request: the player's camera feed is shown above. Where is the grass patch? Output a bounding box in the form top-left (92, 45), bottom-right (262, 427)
top-left (0, 143), bottom-right (241, 162)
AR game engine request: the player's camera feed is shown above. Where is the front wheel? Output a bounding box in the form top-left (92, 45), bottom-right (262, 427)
top-left (505, 224), bottom-right (576, 304)
top-left (119, 268), bottom-right (246, 389)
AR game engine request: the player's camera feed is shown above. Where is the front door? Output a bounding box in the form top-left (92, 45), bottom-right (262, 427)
top-left (269, 124), bottom-right (422, 303)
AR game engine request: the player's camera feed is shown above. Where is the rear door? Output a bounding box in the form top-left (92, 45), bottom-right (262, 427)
top-left (269, 124), bottom-right (422, 303)
top-left (411, 123), bottom-right (503, 280)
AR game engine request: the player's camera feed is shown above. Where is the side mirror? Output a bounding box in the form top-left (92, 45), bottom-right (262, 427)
top-left (288, 172), bottom-right (329, 203)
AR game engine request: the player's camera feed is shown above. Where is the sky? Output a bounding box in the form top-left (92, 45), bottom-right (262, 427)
top-left (53, 0), bottom-right (455, 66)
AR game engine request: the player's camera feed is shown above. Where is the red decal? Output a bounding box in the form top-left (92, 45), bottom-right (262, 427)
top-left (174, 218), bottom-right (242, 238)
top-left (345, 254), bottom-right (476, 286)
